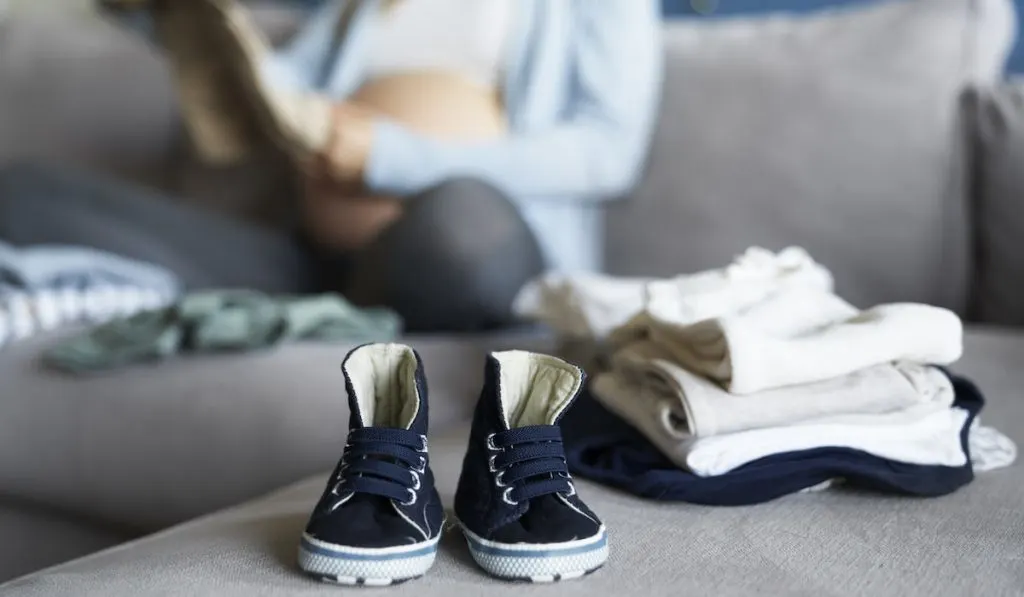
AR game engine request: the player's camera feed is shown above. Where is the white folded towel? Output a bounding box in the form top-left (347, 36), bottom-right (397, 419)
top-left (610, 341), bottom-right (956, 437)
top-left (512, 246), bottom-right (833, 339)
top-left (591, 372), bottom-right (1020, 477)
top-left (608, 287), bottom-right (963, 395)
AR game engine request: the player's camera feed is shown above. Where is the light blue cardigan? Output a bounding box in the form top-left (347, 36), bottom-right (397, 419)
top-left (265, 0), bottom-right (663, 273)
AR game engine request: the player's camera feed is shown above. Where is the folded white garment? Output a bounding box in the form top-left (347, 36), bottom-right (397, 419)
top-left (594, 373), bottom-right (1018, 476)
top-left (512, 246), bottom-right (833, 339)
top-left (591, 372), bottom-right (974, 477)
top-left (610, 342), bottom-right (955, 437)
top-left (608, 287), bottom-right (963, 395)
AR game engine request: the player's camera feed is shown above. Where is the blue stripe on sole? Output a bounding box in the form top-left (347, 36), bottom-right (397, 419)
top-left (464, 531), bottom-right (607, 559)
top-left (299, 537), bottom-right (438, 561)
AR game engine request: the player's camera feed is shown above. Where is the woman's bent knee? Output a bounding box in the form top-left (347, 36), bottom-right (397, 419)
top-left (404, 178), bottom-right (520, 221)
top-left (348, 178), bottom-right (546, 332)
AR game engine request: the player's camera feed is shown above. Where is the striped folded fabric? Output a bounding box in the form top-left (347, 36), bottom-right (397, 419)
top-left (0, 284), bottom-right (174, 349)
top-left (0, 241), bottom-right (181, 350)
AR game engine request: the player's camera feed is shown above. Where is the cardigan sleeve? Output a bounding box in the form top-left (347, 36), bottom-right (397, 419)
top-left (363, 0), bottom-right (663, 202)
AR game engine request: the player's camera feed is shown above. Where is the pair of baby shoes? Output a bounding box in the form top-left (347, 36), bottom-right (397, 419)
top-left (296, 343), bottom-right (607, 586)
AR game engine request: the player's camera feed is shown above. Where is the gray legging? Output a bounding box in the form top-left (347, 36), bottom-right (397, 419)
top-left (0, 163), bottom-right (545, 333)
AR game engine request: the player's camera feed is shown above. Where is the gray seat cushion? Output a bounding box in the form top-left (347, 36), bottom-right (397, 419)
top-left (607, 0), bottom-right (1016, 313)
top-left (0, 330), bottom-right (552, 533)
top-left (4, 327), bottom-right (1021, 596)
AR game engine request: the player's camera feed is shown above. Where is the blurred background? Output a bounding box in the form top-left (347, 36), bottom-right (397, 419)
top-left (1, 0), bottom-right (1023, 590)
top-left (6, 0), bottom-right (1022, 71)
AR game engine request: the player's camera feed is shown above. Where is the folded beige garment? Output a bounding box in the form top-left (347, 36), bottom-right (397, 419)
top-left (152, 0), bottom-right (332, 164)
top-left (611, 340), bottom-right (955, 438)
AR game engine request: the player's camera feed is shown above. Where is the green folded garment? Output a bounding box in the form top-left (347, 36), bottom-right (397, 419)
top-left (45, 290), bottom-right (402, 373)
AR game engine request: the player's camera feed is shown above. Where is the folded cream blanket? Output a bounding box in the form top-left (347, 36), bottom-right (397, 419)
top-left (610, 340), bottom-right (955, 437)
top-left (608, 287), bottom-right (963, 395)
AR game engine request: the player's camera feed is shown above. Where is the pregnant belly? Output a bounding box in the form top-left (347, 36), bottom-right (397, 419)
top-left (304, 72), bottom-right (508, 252)
top-left (352, 72), bottom-right (508, 139)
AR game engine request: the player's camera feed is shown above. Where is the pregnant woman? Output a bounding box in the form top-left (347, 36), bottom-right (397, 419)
top-left (0, 0), bottom-right (662, 332)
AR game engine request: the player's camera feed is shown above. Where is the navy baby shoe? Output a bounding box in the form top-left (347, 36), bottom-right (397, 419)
top-left (454, 350), bottom-right (608, 582)
top-left (298, 343), bottom-right (444, 586)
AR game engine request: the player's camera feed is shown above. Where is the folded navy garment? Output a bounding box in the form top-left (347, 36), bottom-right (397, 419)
top-left (562, 371), bottom-right (982, 505)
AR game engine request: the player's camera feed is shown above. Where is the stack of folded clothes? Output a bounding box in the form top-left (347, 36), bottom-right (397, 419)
top-left (515, 247), bottom-right (1017, 505)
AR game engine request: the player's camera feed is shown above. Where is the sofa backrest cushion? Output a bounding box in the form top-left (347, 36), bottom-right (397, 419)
top-left (967, 80), bottom-right (1024, 326)
top-left (0, 13), bottom-right (180, 190)
top-left (606, 0), bottom-right (1016, 312)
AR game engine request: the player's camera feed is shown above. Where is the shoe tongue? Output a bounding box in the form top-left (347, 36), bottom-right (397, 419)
top-left (490, 351), bottom-right (585, 429)
top-left (343, 344), bottom-right (422, 429)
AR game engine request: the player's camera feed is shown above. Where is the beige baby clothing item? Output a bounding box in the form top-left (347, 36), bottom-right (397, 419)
top-left (150, 0), bottom-right (333, 164)
top-left (609, 340), bottom-right (955, 438)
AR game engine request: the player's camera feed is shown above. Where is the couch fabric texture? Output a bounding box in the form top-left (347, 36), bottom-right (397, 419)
top-left (1, 0), bottom-right (1023, 592)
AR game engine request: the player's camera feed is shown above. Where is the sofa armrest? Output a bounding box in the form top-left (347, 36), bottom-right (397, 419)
top-left (969, 79), bottom-right (1024, 326)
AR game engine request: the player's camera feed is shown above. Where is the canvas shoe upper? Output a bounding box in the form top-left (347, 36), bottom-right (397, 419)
top-left (298, 343), bottom-right (444, 587)
top-left (454, 350), bottom-right (608, 582)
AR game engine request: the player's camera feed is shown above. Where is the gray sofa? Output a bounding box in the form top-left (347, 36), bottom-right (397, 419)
top-left (1, 0), bottom-right (1023, 594)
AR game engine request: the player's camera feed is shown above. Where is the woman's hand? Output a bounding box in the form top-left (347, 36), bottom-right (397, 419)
top-left (319, 101), bottom-right (377, 185)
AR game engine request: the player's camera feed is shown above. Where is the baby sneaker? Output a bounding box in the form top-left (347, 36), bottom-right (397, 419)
top-left (454, 351), bottom-right (608, 582)
top-left (298, 344), bottom-right (444, 586)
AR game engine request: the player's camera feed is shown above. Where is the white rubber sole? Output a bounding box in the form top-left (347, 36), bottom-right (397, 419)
top-left (459, 524), bottom-right (608, 583)
top-left (297, 533), bottom-right (440, 586)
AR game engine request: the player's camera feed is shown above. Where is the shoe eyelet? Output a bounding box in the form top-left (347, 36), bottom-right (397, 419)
top-left (330, 479), bottom-right (345, 496)
top-left (414, 456), bottom-right (426, 474)
top-left (563, 482), bottom-right (577, 498)
top-left (410, 471), bottom-right (421, 491)
top-left (417, 435), bottom-right (428, 453)
top-left (486, 433), bottom-right (499, 451)
top-left (494, 470), bottom-right (507, 488)
top-left (502, 486), bottom-right (519, 506)
top-left (488, 454), bottom-right (499, 473)
top-left (400, 488), bottom-right (417, 506)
